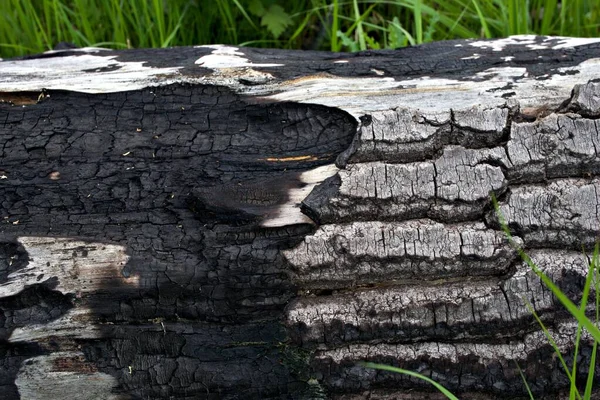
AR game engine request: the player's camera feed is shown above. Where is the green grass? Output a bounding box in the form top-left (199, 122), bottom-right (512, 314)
top-left (363, 195), bottom-right (600, 399)
top-left (1, 0), bottom-right (599, 58)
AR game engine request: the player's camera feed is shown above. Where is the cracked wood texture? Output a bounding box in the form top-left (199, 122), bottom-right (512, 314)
top-left (1, 35), bottom-right (600, 399)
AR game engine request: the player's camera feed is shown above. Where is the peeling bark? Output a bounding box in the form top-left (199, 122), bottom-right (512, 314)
top-left (1, 35), bottom-right (600, 399)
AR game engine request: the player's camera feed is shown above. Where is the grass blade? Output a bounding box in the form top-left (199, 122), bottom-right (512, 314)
top-left (521, 296), bottom-right (579, 391)
top-left (583, 339), bottom-right (598, 398)
top-left (567, 244), bottom-right (598, 400)
top-left (414, 0), bottom-right (423, 44)
top-left (352, 0), bottom-right (366, 51)
top-left (359, 362), bottom-right (460, 400)
top-left (471, 0), bottom-right (491, 38)
top-left (331, 0), bottom-right (339, 51)
top-left (540, 0), bottom-right (558, 35)
top-left (230, 0), bottom-right (257, 30)
top-left (515, 361), bottom-right (536, 400)
top-left (583, 244), bottom-right (599, 398)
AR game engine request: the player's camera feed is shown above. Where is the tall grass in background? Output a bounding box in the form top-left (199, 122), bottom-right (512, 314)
top-left (0, 0), bottom-right (599, 58)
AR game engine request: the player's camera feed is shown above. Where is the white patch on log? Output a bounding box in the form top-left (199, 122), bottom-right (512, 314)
top-left (551, 36), bottom-right (600, 49)
top-left (475, 66), bottom-right (528, 80)
top-left (2, 237), bottom-right (137, 342)
top-left (0, 54), bottom-right (183, 93)
top-left (264, 57), bottom-right (600, 116)
top-left (467, 34), bottom-right (600, 52)
top-left (262, 75), bottom-right (401, 117)
top-left (469, 35), bottom-right (547, 52)
top-left (0, 236), bottom-right (135, 298)
top-left (300, 164), bottom-right (340, 184)
top-left (461, 53), bottom-right (481, 60)
top-left (195, 45), bottom-right (283, 68)
top-left (42, 47), bottom-right (111, 55)
top-left (259, 63), bottom-right (554, 115)
top-left (9, 308), bottom-right (101, 342)
top-left (261, 164), bottom-right (339, 227)
top-left (0, 37), bottom-right (599, 118)
top-left (15, 352), bottom-right (122, 400)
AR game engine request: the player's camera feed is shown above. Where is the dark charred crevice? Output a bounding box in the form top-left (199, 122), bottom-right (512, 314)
top-left (287, 310), bottom-right (570, 349)
top-left (303, 195), bottom-right (504, 225)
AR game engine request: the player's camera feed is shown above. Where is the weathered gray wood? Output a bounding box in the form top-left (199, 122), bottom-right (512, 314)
top-left (1, 35), bottom-right (600, 399)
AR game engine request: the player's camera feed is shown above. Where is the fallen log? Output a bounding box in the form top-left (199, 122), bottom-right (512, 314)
top-left (1, 35), bottom-right (599, 399)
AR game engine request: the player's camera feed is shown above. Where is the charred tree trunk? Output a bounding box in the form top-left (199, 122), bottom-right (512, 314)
top-left (1, 36), bottom-right (600, 399)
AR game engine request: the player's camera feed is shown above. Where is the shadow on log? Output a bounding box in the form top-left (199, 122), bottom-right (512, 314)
top-left (0, 35), bottom-right (600, 399)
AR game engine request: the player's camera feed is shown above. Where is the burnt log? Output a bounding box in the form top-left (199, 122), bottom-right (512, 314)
top-left (1, 35), bottom-right (600, 399)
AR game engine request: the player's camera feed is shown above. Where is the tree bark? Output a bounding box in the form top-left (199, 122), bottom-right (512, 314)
top-left (1, 36), bottom-right (600, 399)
